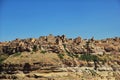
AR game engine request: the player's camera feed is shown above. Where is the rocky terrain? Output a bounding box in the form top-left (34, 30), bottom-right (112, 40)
top-left (0, 34), bottom-right (120, 80)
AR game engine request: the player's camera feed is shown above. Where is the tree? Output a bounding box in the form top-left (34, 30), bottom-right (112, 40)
top-left (79, 54), bottom-right (99, 70)
top-left (81, 37), bottom-right (99, 70)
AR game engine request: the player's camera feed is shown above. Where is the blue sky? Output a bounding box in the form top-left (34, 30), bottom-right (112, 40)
top-left (0, 0), bottom-right (120, 41)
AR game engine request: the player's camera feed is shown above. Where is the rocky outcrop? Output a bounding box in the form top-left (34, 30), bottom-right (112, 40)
top-left (0, 35), bottom-right (120, 55)
top-left (0, 62), bottom-right (61, 74)
top-left (0, 35), bottom-right (120, 80)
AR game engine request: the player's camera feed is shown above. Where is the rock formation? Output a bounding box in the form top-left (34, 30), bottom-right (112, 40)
top-left (0, 35), bottom-right (120, 80)
top-left (0, 35), bottom-right (120, 55)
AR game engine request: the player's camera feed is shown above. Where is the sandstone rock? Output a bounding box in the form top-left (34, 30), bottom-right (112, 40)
top-left (46, 34), bottom-right (56, 43)
top-left (98, 66), bottom-right (113, 71)
top-left (74, 37), bottom-right (82, 45)
top-left (0, 35), bottom-right (120, 55)
top-left (104, 46), bottom-right (114, 52)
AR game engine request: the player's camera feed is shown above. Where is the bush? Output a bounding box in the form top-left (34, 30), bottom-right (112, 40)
top-left (58, 54), bottom-right (64, 59)
top-left (67, 52), bottom-right (74, 58)
top-left (41, 50), bottom-right (47, 54)
top-left (13, 52), bottom-right (21, 57)
top-left (63, 44), bottom-right (66, 48)
top-left (79, 53), bottom-right (100, 70)
top-left (33, 45), bottom-right (38, 52)
top-left (0, 57), bottom-right (5, 64)
top-left (79, 54), bottom-right (92, 61)
top-left (79, 53), bottom-right (99, 62)
top-left (0, 54), bottom-right (8, 64)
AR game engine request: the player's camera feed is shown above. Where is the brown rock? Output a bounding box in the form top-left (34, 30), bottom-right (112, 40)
top-left (74, 37), bottom-right (82, 45)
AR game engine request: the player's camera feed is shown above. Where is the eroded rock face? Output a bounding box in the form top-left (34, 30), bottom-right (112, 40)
top-left (0, 62), bottom-right (60, 74)
top-left (0, 35), bottom-right (120, 55)
top-left (0, 35), bottom-right (120, 80)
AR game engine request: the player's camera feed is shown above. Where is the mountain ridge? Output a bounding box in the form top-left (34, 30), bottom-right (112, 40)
top-left (0, 34), bottom-right (120, 80)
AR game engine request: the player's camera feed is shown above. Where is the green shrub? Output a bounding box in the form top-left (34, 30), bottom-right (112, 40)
top-left (13, 52), bottom-right (21, 57)
top-left (0, 54), bottom-right (8, 64)
top-left (0, 57), bottom-right (5, 64)
top-left (41, 50), bottom-right (47, 54)
top-left (58, 54), bottom-right (64, 59)
top-left (79, 53), bottom-right (99, 62)
top-left (79, 53), bottom-right (100, 70)
top-left (63, 44), bottom-right (66, 48)
top-left (79, 54), bottom-right (92, 61)
top-left (67, 52), bottom-right (74, 58)
top-left (33, 45), bottom-right (38, 52)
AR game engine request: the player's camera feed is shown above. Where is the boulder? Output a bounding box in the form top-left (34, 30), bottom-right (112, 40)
top-left (74, 37), bottom-right (82, 45)
top-left (46, 34), bottom-right (56, 43)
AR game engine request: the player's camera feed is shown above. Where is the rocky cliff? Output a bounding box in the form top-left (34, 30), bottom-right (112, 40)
top-left (0, 34), bottom-right (120, 55)
top-left (0, 34), bottom-right (120, 80)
